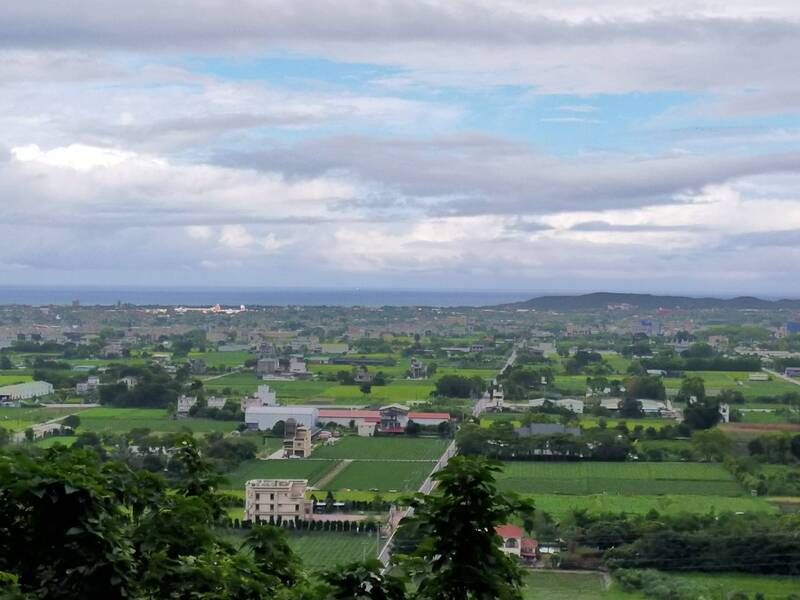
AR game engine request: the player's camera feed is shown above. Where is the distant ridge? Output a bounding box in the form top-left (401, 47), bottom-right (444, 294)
top-left (498, 292), bottom-right (800, 311)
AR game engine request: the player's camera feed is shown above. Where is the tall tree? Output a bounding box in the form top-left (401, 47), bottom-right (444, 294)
top-left (399, 456), bottom-right (533, 600)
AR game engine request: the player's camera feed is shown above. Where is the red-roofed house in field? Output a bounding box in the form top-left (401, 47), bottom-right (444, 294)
top-left (496, 524), bottom-right (538, 564)
top-left (317, 406), bottom-right (450, 435)
top-left (496, 524), bottom-right (523, 556)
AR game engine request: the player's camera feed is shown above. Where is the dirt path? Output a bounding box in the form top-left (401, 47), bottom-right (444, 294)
top-left (313, 459), bottom-right (352, 489)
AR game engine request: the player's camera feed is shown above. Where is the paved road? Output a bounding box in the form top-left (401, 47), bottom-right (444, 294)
top-left (379, 343), bottom-right (520, 569)
top-left (765, 369), bottom-right (800, 387)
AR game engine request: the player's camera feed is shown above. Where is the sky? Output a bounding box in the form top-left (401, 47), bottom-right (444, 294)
top-left (1, 0), bottom-right (800, 296)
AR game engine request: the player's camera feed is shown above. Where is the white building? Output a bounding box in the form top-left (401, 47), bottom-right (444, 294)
top-left (240, 384), bottom-right (278, 411)
top-left (207, 396), bottom-right (227, 409)
top-left (245, 406), bottom-right (319, 431)
top-left (118, 376), bottom-right (138, 389)
top-left (0, 381), bottom-right (54, 400)
top-left (289, 357), bottom-right (308, 375)
top-left (244, 479), bottom-right (313, 522)
top-left (176, 395), bottom-right (198, 415)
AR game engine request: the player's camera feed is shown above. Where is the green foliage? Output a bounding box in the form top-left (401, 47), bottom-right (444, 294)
top-left (434, 375), bottom-right (486, 398)
top-left (399, 456), bottom-right (533, 600)
top-left (624, 375), bottom-right (666, 401)
top-left (322, 560), bottom-right (407, 599)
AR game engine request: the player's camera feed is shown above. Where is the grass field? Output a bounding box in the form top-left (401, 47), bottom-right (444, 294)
top-left (76, 407), bottom-right (239, 434)
top-left (288, 532), bottom-right (380, 569)
top-left (0, 406), bottom-right (86, 431)
top-left (0, 374), bottom-right (33, 385)
top-left (524, 492), bottom-right (777, 518)
top-left (579, 417), bottom-right (675, 430)
top-left (523, 572), bottom-right (640, 600)
top-left (664, 371), bottom-right (800, 400)
top-left (662, 572), bottom-right (800, 599)
top-left (317, 381), bottom-right (435, 404)
top-left (312, 436), bottom-right (449, 461)
top-left (33, 435), bottom-right (77, 448)
top-left (497, 462), bottom-right (744, 496)
top-left (222, 459), bottom-right (339, 490)
top-left (187, 351), bottom-right (255, 368)
top-left (324, 460), bottom-right (435, 492)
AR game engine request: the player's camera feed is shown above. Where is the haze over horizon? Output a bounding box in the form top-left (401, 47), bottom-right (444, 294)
top-left (2, 1), bottom-right (800, 295)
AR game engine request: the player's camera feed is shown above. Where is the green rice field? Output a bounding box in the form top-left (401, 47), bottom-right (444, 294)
top-left (324, 460), bottom-right (435, 492)
top-left (523, 572), bottom-right (639, 600)
top-left (498, 461), bottom-right (744, 496)
top-left (288, 532), bottom-right (380, 569)
top-left (312, 436), bottom-right (449, 460)
top-left (187, 351), bottom-right (255, 368)
top-left (664, 371), bottom-right (800, 400)
top-left (76, 407), bottom-right (239, 434)
top-left (33, 435), bottom-right (77, 448)
top-left (524, 492), bottom-right (777, 518)
top-left (0, 374), bottom-right (33, 385)
top-left (222, 458), bottom-right (339, 490)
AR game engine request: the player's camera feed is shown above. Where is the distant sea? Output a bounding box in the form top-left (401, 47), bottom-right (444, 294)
top-left (0, 286), bottom-right (535, 308)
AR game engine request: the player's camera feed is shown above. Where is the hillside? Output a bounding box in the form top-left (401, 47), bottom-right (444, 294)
top-left (498, 292), bottom-right (800, 311)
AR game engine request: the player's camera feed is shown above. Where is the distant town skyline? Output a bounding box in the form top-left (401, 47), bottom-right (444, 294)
top-left (2, 1), bottom-right (800, 294)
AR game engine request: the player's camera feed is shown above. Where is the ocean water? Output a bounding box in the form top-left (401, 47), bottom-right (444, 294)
top-left (0, 286), bottom-right (535, 307)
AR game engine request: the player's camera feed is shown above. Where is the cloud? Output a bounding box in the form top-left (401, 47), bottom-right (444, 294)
top-left (1, 1), bottom-right (799, 112)
top-left (556, 104), bottom-right (599, 113)
top-left (226, 133), bottom-right (800, 216)
top-left (540, 117), bottom-right (601, 124)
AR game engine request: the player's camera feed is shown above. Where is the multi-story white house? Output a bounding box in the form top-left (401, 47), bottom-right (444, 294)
top-left (244, 479), bottom-right (312, 522)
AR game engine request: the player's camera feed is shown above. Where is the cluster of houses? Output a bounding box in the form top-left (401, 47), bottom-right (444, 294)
top-left (244, 403), bottom-right (451, 437)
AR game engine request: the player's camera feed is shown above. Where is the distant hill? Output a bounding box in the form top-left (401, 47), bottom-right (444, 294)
top-left (498, 292), bottom-right (800, 311)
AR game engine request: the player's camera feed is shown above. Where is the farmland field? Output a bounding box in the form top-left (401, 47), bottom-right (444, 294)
top-left (222, 458), bottom-right (339, 490)
top-left (579, 417), bottom-right (675, 430)
top-left (523, 572), bottom-right (640, 600)
top-left (287, 532), bottom-right (379, 569)
top-left (0, 374), bottom-right (33, 385)
top-left (202, 371), bottom-right (263, 394)
top-left (660, 572), bottom-right (800, 599)
top-left (663, 371), bottom-right (800, 399)
top-left (34, 435), bottom-right (77, 448)
top-left (524, 492), bottom-right (776, 518)
top-left (76, 407), bottom-right (240, 434)
top-left (317, 380), bottom-right (435, 404)
top-left (324, 460), bottom-right (435, 492)
top-left (497, 462), bottom-right (744, 496)
top-left (0, 406), bottom-right (86, 431)
top-left (187, 351), bottom-right (255, 368)
top-left (312, 436), bottom-right (449, 460)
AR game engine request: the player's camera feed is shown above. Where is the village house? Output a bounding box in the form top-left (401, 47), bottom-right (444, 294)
top-left (241, 384), bottom-right (278, 411)
top-left (244, 479), bottom-right (313, 522)
top-left (353, 365), bottom-right (372, 384)
top-left (118, 376), bottom-right (138, 389)
top-left (408, 358), bottom-right (428, 379)
top-left (283, 423), bottom-right (312, 458)
top-left (206, 395), bottom-right (227, 409)
top-left (495, 524), bottom-right (538, 563)
top-left (76, 375), bottom-right (101, 396)
top-left (176, 395), bottom-right (197, 416)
